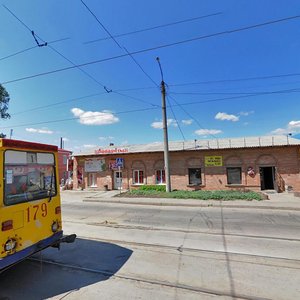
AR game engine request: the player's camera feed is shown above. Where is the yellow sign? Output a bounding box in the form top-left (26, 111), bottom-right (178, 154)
top-left (205, 156), bottom-right (223, 167)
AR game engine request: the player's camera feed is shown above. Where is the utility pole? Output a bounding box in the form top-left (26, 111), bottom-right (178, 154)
top-left (156, 57), bottom-right (171, 192)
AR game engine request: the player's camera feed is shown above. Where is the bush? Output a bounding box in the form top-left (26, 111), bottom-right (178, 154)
top-left (137, 185), bottom-right (166, 192)
top-left (125, 188), bottom-right (263, 200)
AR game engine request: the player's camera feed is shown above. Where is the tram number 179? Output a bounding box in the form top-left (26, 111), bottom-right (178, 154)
top-left (26, 203), bottom-right (48, 222)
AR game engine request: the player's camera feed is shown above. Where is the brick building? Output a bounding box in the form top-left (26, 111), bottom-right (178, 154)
top-left (72, 136), bottom-right (300, 193)
top-left (57, 148), bottom-right (72, 185)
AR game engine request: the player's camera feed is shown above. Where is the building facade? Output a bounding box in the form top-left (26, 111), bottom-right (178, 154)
top-left (72, 136), bottom-right (300, 193)
top-left (57, 148), bottom-right (72, 185)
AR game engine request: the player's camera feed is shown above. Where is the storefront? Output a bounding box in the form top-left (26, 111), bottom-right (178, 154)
top-left (72, 136), bottom-right (300, 193)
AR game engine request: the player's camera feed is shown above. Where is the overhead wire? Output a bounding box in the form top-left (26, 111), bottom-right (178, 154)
top-left (156, 56), bottom-right (186, 140)
top-left (3, 4), bottom-right (158, 109)
top-left (114, 72), bottom-right (300, 92)
top-left (4, 86), bottom-right (300, 130)
top-left (166, 95), bottom-right (186, 140)
top-left (84, 12), bottom-right (222, 44)
top-left (2, 14), bottom-right (300, 86)
top-left (164, 85), bottom-right (300, 140)
top-left (12, 85), bottom-right (299, 118)
top-left (167, 93), bottom-right (220, 140)
top-left (168, 73), bottom-right (300, 87)
top-left (3, 6), bottom-right (300, 137)
top-left (80, 0), bottom-right (159, 88)
top-left (81, 0), bottom-right (162, 109)
top-left (0, 37), bottom-right (70, 62)
top-left (11, 92), bottom-right (107, 116)
top-left (1, 107), bottom-right (160, 129)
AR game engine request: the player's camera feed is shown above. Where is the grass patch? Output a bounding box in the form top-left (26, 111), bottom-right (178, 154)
top-left (122, 187), bottom-right (263, 201)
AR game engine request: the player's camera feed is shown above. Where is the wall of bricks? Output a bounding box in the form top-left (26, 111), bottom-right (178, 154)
top-left (57, 149), bottom-right (72, 184)
top-left (73, 145), bottom-right (300, 192)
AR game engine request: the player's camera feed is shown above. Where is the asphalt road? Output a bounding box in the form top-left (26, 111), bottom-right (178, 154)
top-left (1, 193), bottom-right (300, 300)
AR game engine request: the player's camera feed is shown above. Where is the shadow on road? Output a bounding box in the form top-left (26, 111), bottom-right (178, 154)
top-left (0, 238), bottom-right (133, 299)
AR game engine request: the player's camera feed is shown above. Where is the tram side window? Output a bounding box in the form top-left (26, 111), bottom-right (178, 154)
top-left (4, 150), bottom-right (57, 205)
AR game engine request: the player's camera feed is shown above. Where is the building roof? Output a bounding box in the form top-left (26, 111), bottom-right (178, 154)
top-left (74, 135), bottom-right (300, 157)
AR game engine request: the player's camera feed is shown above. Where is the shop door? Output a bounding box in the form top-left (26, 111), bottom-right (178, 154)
top-left (114, 171), bottom-right (122, 190)
top-left (260, 167), bottom-right (275, 190)
top-left (88, 173), bottom-right (97, 187)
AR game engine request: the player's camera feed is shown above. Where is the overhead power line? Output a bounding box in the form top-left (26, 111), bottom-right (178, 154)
top-left (168, 73), bottom-right (300, 87)
top-left (1, 107), bottom-right (159, 130)
top-left (84, 12), bottom-right (222, 44)
top-left (3, 4), bottom-right (158, 109)
top-left (80, 0), bottom-right (159, 88)
top-left (114, 72), bottom-right (300, 92)
top-left (3, 4), bottom-right (108, 89)
top-left (168, 94), bottom-right (219, 140)
top-left (0, 37), bottom-right (70, 62)
top-left (11, 92), bottom-right (107, 116)
top-left (3, 3), bottom-right (160, 109)
top-left (2, 14), bottom-right (300, 86)
top-left (166, 96), bottom-right (186, 140)
top-left (4, 86), bottom-right (300, 130)
top-left (11, 85), bottom-right (299, 117)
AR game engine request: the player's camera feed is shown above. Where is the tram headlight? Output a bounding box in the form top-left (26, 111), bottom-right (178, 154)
top-left (51, 221), bottom-right (60, 233)
top-left (4, 239), bottom-right (17, 252)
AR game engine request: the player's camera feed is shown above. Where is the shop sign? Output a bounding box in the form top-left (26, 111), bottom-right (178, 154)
top-left (84, 158), bottom-right (105, 172)
top-left (95, 147), bottom-right (129, 154)
top-left (205, 156), bottom-right (223, 167)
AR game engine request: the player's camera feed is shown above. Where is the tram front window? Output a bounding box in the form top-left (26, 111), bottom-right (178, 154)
top-left (4, 150), bottom-right (57, 205)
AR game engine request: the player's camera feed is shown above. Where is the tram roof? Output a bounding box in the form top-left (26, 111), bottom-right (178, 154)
top-left (0, 139), bottom-right (58, 152)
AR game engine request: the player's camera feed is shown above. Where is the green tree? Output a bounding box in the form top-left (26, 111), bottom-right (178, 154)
top-left (0, 84), bottom-right (10, 138)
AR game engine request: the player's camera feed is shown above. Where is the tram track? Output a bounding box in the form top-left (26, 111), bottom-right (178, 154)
top-left (28, 257), bottom-right (270, 300)
top-left (67, 234), bottom-right (300, 270)
top-left (64, 219), bottom-right (300, 243)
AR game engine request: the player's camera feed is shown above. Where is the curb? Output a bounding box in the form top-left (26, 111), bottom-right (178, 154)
top-left (82, 198), bottom-right (300, 211)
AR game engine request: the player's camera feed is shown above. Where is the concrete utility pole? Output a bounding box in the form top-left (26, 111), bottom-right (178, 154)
top-left (157, 57), bottom-right (171, 192)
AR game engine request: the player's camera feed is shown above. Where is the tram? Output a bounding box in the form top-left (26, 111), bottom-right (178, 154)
top-left (0, 139), bottom-right (76, 272)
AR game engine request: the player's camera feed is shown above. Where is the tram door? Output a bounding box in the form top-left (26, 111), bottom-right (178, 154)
top-left (114, 171), bottom-right (122, 190)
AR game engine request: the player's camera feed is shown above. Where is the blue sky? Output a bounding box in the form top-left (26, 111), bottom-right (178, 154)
top-left (0, 0), bottom-right (300, 153)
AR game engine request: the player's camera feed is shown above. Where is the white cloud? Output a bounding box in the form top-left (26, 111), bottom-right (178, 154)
top-left (215, 112), bottom-right (239, 122)
top-left (182, 119), bottom-right (193, 125)
top-left (288, 120), bottom-right (300, 129)
top-left (71, 108), bottom-right (119, 125)
top-left (151, 119), bottom-right (178, 129)
top-left (99, 136), bottom-right (114, 141)
top-left (239, 111), bottom-right (254, 116)
top-left (271, 120), bottom-right (300, 135)
top-left (195, 129), bottom-right (222, 136)
top-left (271, 128), bottom-right (290, 135)
top-left (83, 144), bottom-right (97, 148)
top-left (26, 128), bottom-right (53, 134)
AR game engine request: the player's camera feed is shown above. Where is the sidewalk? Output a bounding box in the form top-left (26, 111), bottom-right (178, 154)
top-left (61, 190), bottom-right (300, 211)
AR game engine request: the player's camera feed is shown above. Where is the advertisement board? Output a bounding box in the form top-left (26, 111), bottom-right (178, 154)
top-left (205, 156), bottom-right (223, 167)
top-left (84, 158), bottom-right (105, 172)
